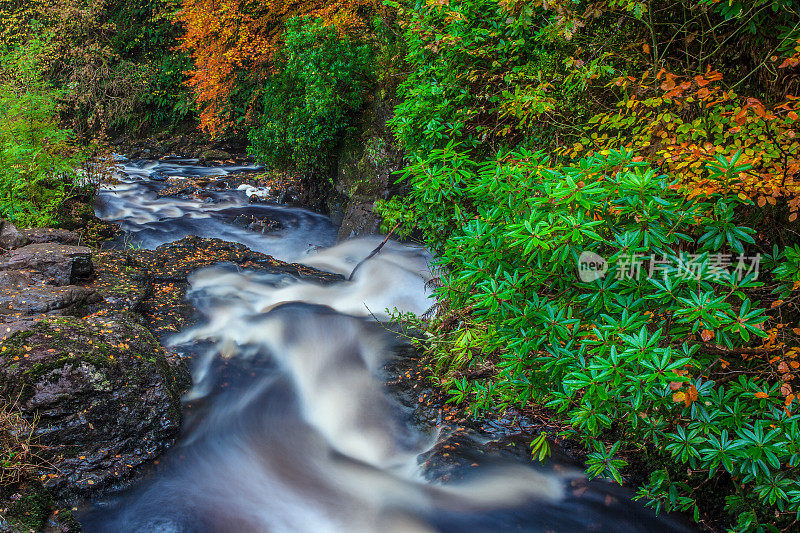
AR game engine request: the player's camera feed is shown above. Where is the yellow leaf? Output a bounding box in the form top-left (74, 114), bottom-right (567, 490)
top-left (754, 392), bottom-right (769, 399)
top-left (686, 385), bottom-right (698, 406)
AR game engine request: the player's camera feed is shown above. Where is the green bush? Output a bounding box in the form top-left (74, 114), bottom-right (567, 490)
top-left (248, 17), bottom-right (373, 172)
top-left (388, 0), bottom-right (628, 162)
top-left (379, 1), bottom-right (800, 529)
top-left (380, 144), bottom-right (800, 530)
top-left (0, 38), bottom-right (85, 227)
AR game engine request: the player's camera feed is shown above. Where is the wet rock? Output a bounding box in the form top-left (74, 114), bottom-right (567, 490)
top-left (198, 149), bottom-right (231, 163)
top-left (0, 244), bottom-right (93, 286)
top-left (87, 251), bottom-right (147, 312)
top-left (383, 346), bottom-right (581, 484)
top-left (156, 182), bottom-right (198, 199)
top-left (21, 229), bottom-right (80, 246)
top-left (0, 220), bottom-right (29, 251)
top-left (121, 237), bottom-right (344, 338)
top-left (131, 237), bottom-right (343, 336)
top-left (138, 236), bottom-right (342, 283)
top-left (0, 312), bottom-right (189, 499)
top-left (0, 271), bottom-right (102, 317)
top-left (277, 188), bottom-right (300, 204)
top-left (232, 214), bottom-right (283, 234)
top-left (0, 270), bottom-right (47, 287)
top-left (337, 197), bottom-right (382, 241)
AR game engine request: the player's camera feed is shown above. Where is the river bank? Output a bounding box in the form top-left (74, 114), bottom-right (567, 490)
top-left (1, 158), bottom-right (691, 532)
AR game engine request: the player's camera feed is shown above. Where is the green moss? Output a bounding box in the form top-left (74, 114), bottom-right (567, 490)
top-left (0, 329), bottom-right (34, 354)
top-left (24, 352), bottom-right (117, 381)
top-left (51, 507), bottom-right (80, 532)
top-left (5, 484), bottom-right (53, 531)
top-left (1, 311), bottom-right (188, 409)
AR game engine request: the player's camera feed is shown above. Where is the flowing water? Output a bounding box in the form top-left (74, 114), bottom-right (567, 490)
top-left (81, 158), bottom-right (690, 532)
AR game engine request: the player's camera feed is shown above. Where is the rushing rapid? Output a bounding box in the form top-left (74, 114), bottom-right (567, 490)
top-left (81, 159), bottom-right (690, 532)
top-left (94, 158), bottom-right (337, 261)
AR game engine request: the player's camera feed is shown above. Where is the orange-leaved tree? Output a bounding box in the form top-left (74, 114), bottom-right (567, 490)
top-left (177, 0), bottom-right (380, 136)
top-left (565, 40), bottom-right (800, 221)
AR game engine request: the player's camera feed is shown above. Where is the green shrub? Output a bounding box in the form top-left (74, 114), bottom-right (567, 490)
top-left (1, 0), bottom-right (195, 136)
top-left (389, 0), bottom-right (629, 162)
top-left (380, 145), bottom-right (800, 530)
top-left (0, 38), bottom-right (85, 227)
top-left (248, 17), bottom-right (373, 172)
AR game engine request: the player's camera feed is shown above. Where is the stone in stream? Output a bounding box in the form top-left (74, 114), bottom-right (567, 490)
top-left (129, 236), bottom-right (343, 336)
top-left (197, 149), bottom-right (232, 163)
top-left (0, 244), bottom-right (93, 286)
top-left (0, 312), bottom-right (189, 501)
top-left (232, 214), bottom-right (283, 234)
top-left (0, 219), bottom-right (29, 251)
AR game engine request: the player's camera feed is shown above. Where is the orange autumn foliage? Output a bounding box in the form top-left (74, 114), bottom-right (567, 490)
top-left (566, 40), bottom-right (800, 219)
top-left (177, 0), bottom-right (379, 136)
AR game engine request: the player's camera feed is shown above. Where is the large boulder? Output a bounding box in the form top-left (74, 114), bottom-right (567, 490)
top-left (0, 312), bottom-right (189, 499)
top-left (0, 220), bottom-right (29, 251)
top-left (0, 244), bottom-right (92, 286)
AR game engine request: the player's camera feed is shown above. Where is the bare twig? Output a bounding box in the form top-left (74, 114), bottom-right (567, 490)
top-left (348, 222), bottom-right (402, 281)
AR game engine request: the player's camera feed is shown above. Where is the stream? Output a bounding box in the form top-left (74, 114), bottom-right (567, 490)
top-left (80, 158), bottom-right (690, 532)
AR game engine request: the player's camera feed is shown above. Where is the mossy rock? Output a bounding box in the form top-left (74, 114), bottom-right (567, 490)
top-left (197, 149), bottom-right (232, 163)
top-left (0, 312), bottom-right (189, 499)
top-left (0, 481), bottom-right (79, 532)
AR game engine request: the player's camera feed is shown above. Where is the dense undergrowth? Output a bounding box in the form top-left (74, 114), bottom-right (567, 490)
top-left (2, 0), bottom-right (800, 530)
top-left (247, 17), bottom-right (374, 173)
top-left (0, 0), bottom-right (192, 227)
top-left (0, 40), bottom-right (88, 226)
top-left (376, 1), bottom-right (800, 531)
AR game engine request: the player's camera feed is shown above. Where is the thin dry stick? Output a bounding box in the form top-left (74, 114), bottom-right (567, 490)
top-left (348, 222), bottom-right (402, 281)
